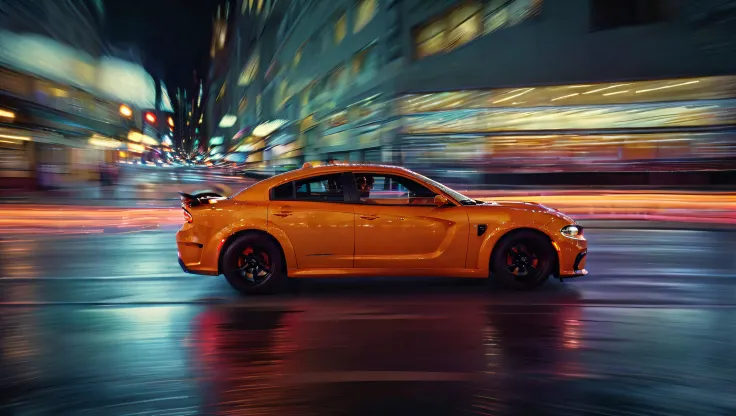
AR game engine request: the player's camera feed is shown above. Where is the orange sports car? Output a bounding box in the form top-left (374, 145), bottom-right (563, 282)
top-left (176, 163), bottom-right (587, 293)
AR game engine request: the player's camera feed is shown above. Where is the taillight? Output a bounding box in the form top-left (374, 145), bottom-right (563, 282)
top-left (183, 209), bottom-right (193, 223)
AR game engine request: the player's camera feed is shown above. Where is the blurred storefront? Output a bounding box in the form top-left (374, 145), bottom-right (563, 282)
top-left (393, 75), bottom-right (736, 184)
top-left (0, 126), bottom-right (123, 190)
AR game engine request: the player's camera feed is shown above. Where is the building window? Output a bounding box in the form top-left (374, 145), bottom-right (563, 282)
top-left (351, 45), bottom-right (378, 83)
top-left (335, 13), bottom-right (347, 44)
top-left (216, 82), bottom-right (227, 102)
top-left (276, 80), bottom-right (289, 110)
top-left (354, 0), bottom-right (377, 33)
top-left (415, 20), bottom-right (447, 59)
top-left (414, 1), bottom-right (539, 59)
top-left (447, 3), bottom-right (483, 50)
top-left (484, 0), bottom-right (542, 35)
top-left (590, 0), bottom-right (664, 31)
top-left (238, 52), bottom-right (260, 86)
top-left (414, 3), bottom-right (484, 59)
top-left (294, 43), bottom-right (304, 68)
top-left (238, 96), bottom-right (248, 113)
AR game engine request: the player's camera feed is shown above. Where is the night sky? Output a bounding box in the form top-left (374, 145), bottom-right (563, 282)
top-left (103, 0), bottom-right (219, 94)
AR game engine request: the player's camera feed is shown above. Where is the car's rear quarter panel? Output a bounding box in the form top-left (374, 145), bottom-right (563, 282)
top-left (177, 200), bottom-right (272, 274)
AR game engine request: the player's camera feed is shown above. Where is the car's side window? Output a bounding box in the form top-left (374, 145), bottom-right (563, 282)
top-left (353, 173), bottom-right (437, 205)
top-left (271, 182), bottom-right (294, 200)
top-left (293, 173), bottom-right (345, 202)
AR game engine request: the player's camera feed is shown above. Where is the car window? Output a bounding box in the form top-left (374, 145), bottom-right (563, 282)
top-left (353, 173), bottom-right (437, 205)
top-left (292, 173), bottom-right (345, 202)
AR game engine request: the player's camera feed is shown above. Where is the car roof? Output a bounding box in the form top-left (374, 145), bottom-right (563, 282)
top-left (233, 163), bottom-right (417, 201)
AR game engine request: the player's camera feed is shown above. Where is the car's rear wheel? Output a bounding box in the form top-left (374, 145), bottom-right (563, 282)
top-left (222, 234), bottom-right (285, 294)
top-left (491, 231), bottom-right (555, 290)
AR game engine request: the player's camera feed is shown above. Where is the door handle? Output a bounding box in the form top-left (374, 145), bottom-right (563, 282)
top-left (359, 215), bottom-right (379, 220)
top-left (273, 211), bottom-right (292, 217)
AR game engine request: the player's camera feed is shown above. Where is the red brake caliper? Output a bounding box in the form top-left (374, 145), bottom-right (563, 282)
top-left (239, 247), bottom-right (254, 267)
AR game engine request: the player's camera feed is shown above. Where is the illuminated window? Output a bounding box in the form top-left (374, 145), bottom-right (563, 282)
top-left (414, 1), bottom-right (522, 59)
top-left (415, 20), bottom-right (446, 58)
top-left (351, 45), bottom-right (377, 82)
top-left (294, 43), bottom-right (304, 68)
top-left (301, 88), bottom-right (310, 106)
top-left (354, 0), bottom-right (377, 33)
top-left (484, 0), bottom-right (542, 35)
top-left (238, 52), bottom-right (260, 86)
top-left (335, 13), bottom-right (347, 44)
top-left (216, 82), bottom-right (227, 102)
top-left (277, 81), bottom-right (289, 110)
top-left (447, 3), bottom-right (483, 49)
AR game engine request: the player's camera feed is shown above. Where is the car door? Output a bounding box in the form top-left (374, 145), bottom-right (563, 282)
top-left (268, 172), bottom-right (355, 270)
top-left (350, 172), bottom-right (469, 270)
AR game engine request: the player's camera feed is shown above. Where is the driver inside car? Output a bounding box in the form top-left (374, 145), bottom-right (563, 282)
top-left (356, 175), bottom-right (375, 199)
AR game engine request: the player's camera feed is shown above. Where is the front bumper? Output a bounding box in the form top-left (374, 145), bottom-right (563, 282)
top-left (555, 236), bottom-right (588, 278)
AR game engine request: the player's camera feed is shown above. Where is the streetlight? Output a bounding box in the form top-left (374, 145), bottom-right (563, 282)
top-left (119, 104), bottom-right (133, 118)
top-left (168, 116), bottom-right (174, 128)
top-left (145, 112), bottom-right (157, 124)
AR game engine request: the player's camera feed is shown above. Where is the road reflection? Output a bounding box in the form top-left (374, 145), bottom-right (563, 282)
top-left (1, 285), bottom-right (735, 415)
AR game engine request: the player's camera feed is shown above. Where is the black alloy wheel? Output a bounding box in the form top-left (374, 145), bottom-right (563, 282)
top-left (222, 234), bottom-right (285, 294)
top-left (491, 231), bottom-right (555, 290)
top-left (237, 246), bottom-right (272, 285)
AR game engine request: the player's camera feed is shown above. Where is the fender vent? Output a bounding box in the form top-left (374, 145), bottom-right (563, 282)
top-left (477, 224), bottom-right (487, 236)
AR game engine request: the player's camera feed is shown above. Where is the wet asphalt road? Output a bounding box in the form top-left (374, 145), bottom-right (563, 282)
top-left (1, 228), bottom-right (736, 415)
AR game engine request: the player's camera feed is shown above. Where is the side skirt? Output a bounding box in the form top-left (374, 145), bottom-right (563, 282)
top-left (288, 268), bottom-right (488, 279)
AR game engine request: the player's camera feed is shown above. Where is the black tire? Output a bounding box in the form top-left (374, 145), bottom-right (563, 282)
top-left (222, 233), bottom-right (286, 294)
top-left (491, 230), bottom-right (555, 290)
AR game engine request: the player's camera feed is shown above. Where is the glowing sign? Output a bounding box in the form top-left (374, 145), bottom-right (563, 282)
top-left (253, 119), bottom-right (288, 137)
top-left (219, 114), bottom-right (237, 128)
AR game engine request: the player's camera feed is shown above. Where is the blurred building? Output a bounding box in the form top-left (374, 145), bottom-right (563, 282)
top-left (206, 0), bottom-right (736, 185)
top-left (0, 0), bottom-right (163, 191)
top-left (0, 0), bottom-right (106, 57)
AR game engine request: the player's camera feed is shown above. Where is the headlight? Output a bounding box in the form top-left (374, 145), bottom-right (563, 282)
top-left (560, 225), bottom-right (583, 238)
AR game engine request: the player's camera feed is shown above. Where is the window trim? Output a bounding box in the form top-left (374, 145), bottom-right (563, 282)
top-left (344, 171), bottom-right (461, 206)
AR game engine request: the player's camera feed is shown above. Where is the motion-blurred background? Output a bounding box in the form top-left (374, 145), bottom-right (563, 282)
top-left (1, 0), bottom-right (736, 229)
top-left (3, 2), bottom-right (736, 415)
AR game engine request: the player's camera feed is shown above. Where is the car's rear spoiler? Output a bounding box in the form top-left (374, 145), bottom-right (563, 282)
top-left (179, 191), bottom-right (226, 207)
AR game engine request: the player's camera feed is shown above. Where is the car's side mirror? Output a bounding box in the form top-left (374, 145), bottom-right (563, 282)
top-left (434, 194), bottom-right (450, 207)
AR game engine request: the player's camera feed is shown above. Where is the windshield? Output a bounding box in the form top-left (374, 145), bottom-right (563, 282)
top-left (412, 172), bottom-right (476, 205)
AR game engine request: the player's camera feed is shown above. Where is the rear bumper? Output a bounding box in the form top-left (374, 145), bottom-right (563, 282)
top-left (176, 225), bottom-right (220, 276)
top-left (178, 254), bottom-right (218, 276)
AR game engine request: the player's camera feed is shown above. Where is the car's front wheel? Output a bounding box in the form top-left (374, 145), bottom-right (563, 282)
top-left (222, 234), bottom-right (285, 294)
top-left (491, 231), bottom-right (555, 290)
